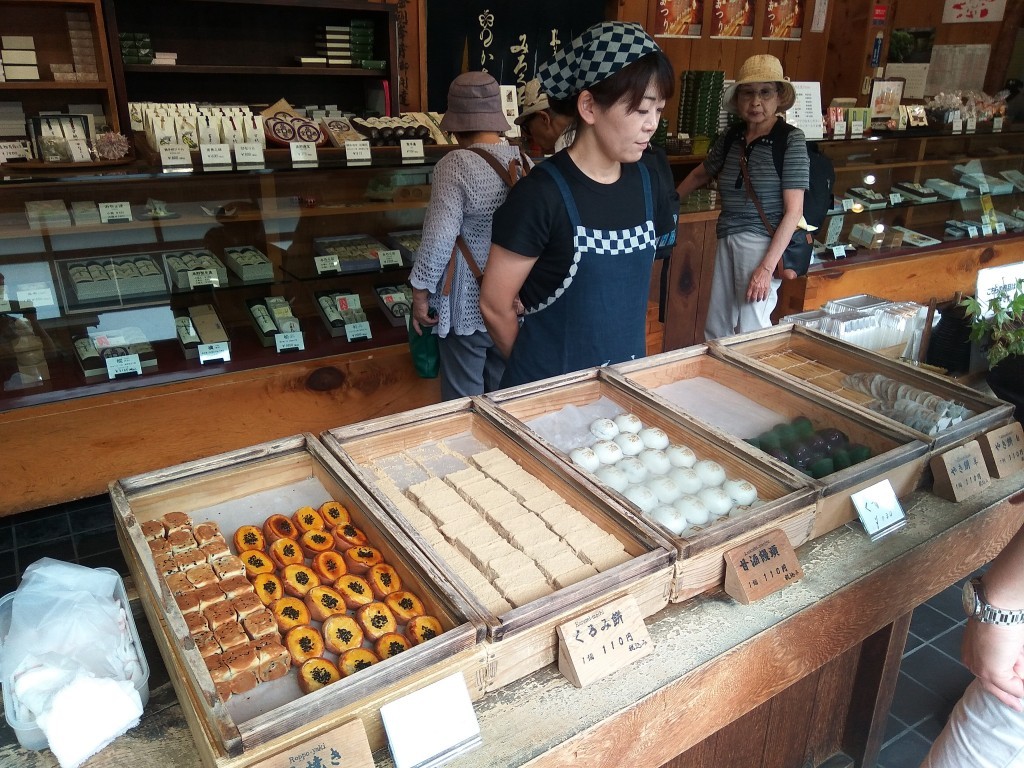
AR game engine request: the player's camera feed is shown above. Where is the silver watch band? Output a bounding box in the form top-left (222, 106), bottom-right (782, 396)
top-left (978, 603), bottom-right (1024, 626)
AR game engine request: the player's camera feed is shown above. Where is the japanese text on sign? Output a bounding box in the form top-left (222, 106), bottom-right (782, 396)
top-left (556, 595), bottom-right (652, 688)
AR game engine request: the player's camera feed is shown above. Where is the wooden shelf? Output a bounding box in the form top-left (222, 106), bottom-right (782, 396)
top-left (0, 80), bottom-right (113, 90)
top-left (123, 64), bottom-right (385, 77)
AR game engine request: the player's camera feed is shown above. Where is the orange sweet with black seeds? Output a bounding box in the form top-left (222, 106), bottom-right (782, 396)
top-left (299, 657), bottom-right (341, 694)
top-left (270, 596), bottom-right (310, 632)
top-left (268, 538), bottom-right (304, 569)
top-left (355, 601), bottom-right (397, 641)
top-left (405, 615), bottom-right (443, 646)
top-left (299, 529), bottom-right (335, 559)
top-left (239, 549), bottom-right (274, 578)
top-left (281, 564), bottom-right (321, 598)
top-left (367, 563), bottom-right (402, 599)
top-left (232, 525), bottom-right (265, 553)
top-left (374, 632), bottom-right (412, 659)
top-left (384, 591), bottom-right (426, 624)
top-left (310, 550), bottom-right (347, 582)
top-left (318, 500), bottom-right (350, 529)
top-left (304, 585), bottom-right (347, 622)
top-left (285, 624), bottom-right (324, 666)
top-left (342, 545), bottom-right (383, 575)
top-left (338, 647), bottom-right (378, 677)
top-left (263, 514), bottom-right (296, 544)
top-left (252, 573), bottom-right (284, 607)
top-left (334, 574), bottom-right (375, 609)
top-left (333, 522), bottom-right (368, 548)
top-left (292, 506), bottom-right (326, 534)
top-left (322, 614), bottom-right (364, 655)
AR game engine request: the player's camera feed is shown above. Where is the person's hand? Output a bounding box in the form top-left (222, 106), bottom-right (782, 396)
top-left (962, 620), bottom-right (1024, 710)
top-left (411, 289), bottom-right (437, 336)
top-left (746, 264), bottom-right (774, 303)
top-left (513, 296), bottom-right (525, 317)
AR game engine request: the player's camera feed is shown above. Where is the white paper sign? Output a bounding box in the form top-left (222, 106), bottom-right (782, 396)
top-left (160, 143), bottom-right (193, 169)
top-left (966, 116), bottom-right (978, 133)
top-left (380, 673), bottom-right (481, 768)
top-left (314, 255), bottom-right (340, 274)
top-left (996, 222), bottom-right (1006, 234)
top-left (851, 479), bottom-right (907, 539)
top-left (99, 201), bottom-right (133, 223)
top-left (0, 285), bottom-right (10, 313)
top-left (234, 142), bottom-right (265, 166)
top-left (16, 284), bottom-right (54, 308)
top-left (976, 263), bottom-right (1024, 317)
top-left (831, 245), bottom-right (847, 259)
top-left (198, 342), bottom-right (231, 363)
top-left (200, 143), bottom-right (232, 168)
top-left (290, 142), bottom-right (318, 164)
top-left (105, 353), bottom-right (142, 379)
top-left (833, 120), bottom-right (847, 139)
top-left (187, 268), bottom-right (220, 288)
top-left (851, 120), bottom-right (864, 138)
top-left (346, 140), bottom-right (372, 162)
top-left (952, 118), bottom-right (964, 133)
top-left (784, 82), bottom-right (824, 140)
top-left (889, 192), bottom-right (903, 205)
top-left (967, 225), bottom-right (979, 238)
top-left (981, 223), bottom-right (993, 236)
top-left (275, 331), bottom-right (305, 352)
top-left (400, 139), bottom-right (424, 159)
top-left (67, 138), bottom-right (91, 162)
top-left (994, 116), bottom-right (1004, 132)
top-left (377, 249), bottom-right (403, 268)
top-left (842, 198), bottom-right (855, 211)
top-left (345, 321), bottom-right (372, 342)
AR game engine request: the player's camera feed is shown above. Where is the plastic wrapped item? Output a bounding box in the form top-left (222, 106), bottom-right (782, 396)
top-left (819, 309), bottom-right (880, 349)
top-left (823, 294), bottom-right (890, 314)
top-left (780, 308), bottom-right (829, 329)
top-left (841, 372), bottom-right (975, 435)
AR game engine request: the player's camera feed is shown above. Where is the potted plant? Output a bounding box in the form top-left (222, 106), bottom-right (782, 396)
top-left (962, 277), bottom-right (1024, 415)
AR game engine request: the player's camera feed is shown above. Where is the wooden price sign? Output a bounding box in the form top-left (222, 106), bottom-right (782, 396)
top-left (723, 528), bottom-right (803, 605)
top-left (979, 423), bottom-right (1024, 479)
top-left (251, 719), bottom-right (373, 768)
top-left (556, 595), bottom-right (652, 688)
top-left (930, 440), bottom-right (992, 502)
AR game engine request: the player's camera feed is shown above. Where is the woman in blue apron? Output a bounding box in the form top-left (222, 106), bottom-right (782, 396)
top-left (481, 22), bottom-right (676, 388)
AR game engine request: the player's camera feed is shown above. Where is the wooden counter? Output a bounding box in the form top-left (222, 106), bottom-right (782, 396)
top-left (5, 477), bottom-right (1023, 768)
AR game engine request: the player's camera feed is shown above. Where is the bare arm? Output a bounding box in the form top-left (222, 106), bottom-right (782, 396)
top-left (746, 187), bottom-right (804, 302)
top-left (675, 163), bottom-right (713, 200)
top-left (479, 244), bottom-right (536, 359)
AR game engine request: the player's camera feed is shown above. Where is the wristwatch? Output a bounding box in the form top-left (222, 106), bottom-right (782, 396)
top-left (962, 577), bottom-right (1024, 625)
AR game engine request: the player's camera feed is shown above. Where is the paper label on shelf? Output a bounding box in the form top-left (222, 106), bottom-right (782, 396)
top-left (290, 142), bottom-right (319, 165)
top-left (889, 192), bottom-right (903, 205)
top-left (842, 198), bottom-right (855, 211)
top-left (979, 423), bottom-right (1024, 479)
top-left (966, 116), bottom-right (977, 133)
top-left (831, 245), bottom-right (847, 259)
top-left (380, 674), bottom-right (480, 768)
top-left (400, 139), bottom-right (424, 159)
top-left (314, 255), bottom-right (341, 274)
top-left (996, 222), bottom-right (1007, 234)
top-left (555, 595), bottom-right (652, 688)
top-left (15, 283), bottom-right (54, 308)
top-left (952, 118), bottom-right (964, 134)
top-left (377, 249), bottom-right (403, 268)
top-left (346, 140), bottom-right (372, 162)
top-left (200, 143), bottom-right (232, 168)
top-left (851, 480), bottom-right (907, 539)
top-left (99, 201), bottom-right (133, 223)
top-left (159, 143), bottom-right (193, 170)
top-left (335, 293), bottom-right (362, 311)
top-left (981, 223), bottom-right (993, 236)
top-left (723, 528), bottom-right (803, 604)
top-left (187, 269), bottom-right (220, 289)
top-left (345, 321), bottom-right (372, 342)
top-left (106, 353), bottom-right (142, 379)
top-left (0, 141), bottom-right (28, 162)
top-left (67, 138), bottom-right (91, 162)
top-left (250, 719), bottom-right (374, 768)
top-left (930, 440), bottom-right (991, 502)
top-left (833, 120), bottom-right (847, 139)
top-left (850, 120), bottom-right (864, 138)
top-left (234, 142), bottom-right (265, 166)
top-left (198, 342), bottom-right (231, 364)
top-left (0, 285), bottom-right (9, 313)
top-left (967, 225), bottom-right (979, 238)
top-left (380, 291), bottom-right (406, 306)
top-left (275, 331), bottom-right (305, 352)
top-left (994, 116), bottom-right (1004, 132)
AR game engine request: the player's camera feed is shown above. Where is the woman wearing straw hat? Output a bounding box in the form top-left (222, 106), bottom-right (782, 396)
top-left (409, 71), bottom-right (530, 399)
top-left (480, 22), bottom-right (677, 387)
top-left (676, 54), bottom-right (809, 339)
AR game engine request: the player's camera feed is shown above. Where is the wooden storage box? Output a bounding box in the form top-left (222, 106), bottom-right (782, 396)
top-left (109, 434), bottom-right (485, 767)
top-left (320, 400), bottom-right (676, 691)
top-left (711, 325), bottom-right (1014, 450)
top-left (483, 369), bottom-right (817, 603)
top-left (612, 347), bottom-right (930, 538)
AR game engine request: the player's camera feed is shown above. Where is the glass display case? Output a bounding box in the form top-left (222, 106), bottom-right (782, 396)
top-left (0, 153), bottom-right (441, 411)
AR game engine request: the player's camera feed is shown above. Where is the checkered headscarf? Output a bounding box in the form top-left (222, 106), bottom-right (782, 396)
top-left (538, 22), bottom-right (661, 101)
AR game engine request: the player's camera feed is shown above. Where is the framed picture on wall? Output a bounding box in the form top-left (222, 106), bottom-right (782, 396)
top-left (711, 0), bottom-right (753, 39)
top-left (763, 0), bottom-right (804, 40)
top-left (869, 77), bottom-right (906, 120)
top-left (656, 0), bottom-right (704, 37)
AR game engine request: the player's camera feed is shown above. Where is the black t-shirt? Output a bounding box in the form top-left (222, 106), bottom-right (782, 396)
top-left (491, 150), bottom-right (676, 311)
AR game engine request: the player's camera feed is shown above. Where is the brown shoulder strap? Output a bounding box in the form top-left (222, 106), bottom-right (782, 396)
top-left (441, 235), bottom-right (482, 296)
top-left (465, 146), bottom-right (516, 186)
top-left (739, 150), bottom-right (775, 237)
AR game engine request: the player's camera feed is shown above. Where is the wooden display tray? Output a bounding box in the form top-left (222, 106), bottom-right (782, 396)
top-left (109, 434), bottom-right (485, 767)
top-left (320, 400), bottom-right (676, 691)
top-left (482, 369), bottom-right (818, 603)
top-left (711, 325), bottom-right (1014, 450)
top-left (612, 347), bottom-right (931, 538)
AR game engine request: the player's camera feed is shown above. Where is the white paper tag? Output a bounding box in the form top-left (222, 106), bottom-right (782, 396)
top-left (831, 245), bottom-right (847, 259)
top-left (16, 284), bottom-right (54, 307)
top-left (967, 225), bottom-right (979, 238)
top-left (99, 201), bottom-right (133, 223)
top-left (336, 293), bottom-right (362, 311)
top-left (400, 139), bottom-right (424, 159)
top-left (994, 116), bottom-right (1004, 132)
top-left (200, 143), bottom-right (232, 168)
top-left (851, 479), bottom-right (906, 539)
top-left (106, 353), bottom-right (143, 379)
top-left (380, 673), bottom-right (480, 768)
top-left (833, 120), bottom-right (847, 139)
top-left (68, 138), bottom-right (91, 162)
top-left (275, 331), bottom-right (305, 352)
top-left (996, 222), bottom-right (1007, 234)
top-left (0, 141), bottom-right (29, 161)
top-left (0, 285), bottom-right (10, 313)
top-left (290, 142), bottom-right (318, 164)
top-left (345, 321), bottom-right (372, 342)
top-left (851, 120), bottom-right (864, 138)
top-left (377, 249), bottom-right (403, 268)
top-left (889, 192), bottom-right (903, 205)
top-left (314, 254), bottom-right (340, 274)
top-left (160, 143), bottom-right (193, 169)
top-left (187, 268), bottom-right (220, 288)
top-left (981, 223), bottom-right (993, 236)
top-left (234, 141), bottom-right (265, 166)
top-left (966, 116), bottom-right (977, 133)
top-left (842, 198), bottom-right (855, 211)
top-left (346, 140), bottom-right (372, 161)
top-left (198, 342), bottom-right (231, 363)
top-left (952, 118), bottom-right (964, 133)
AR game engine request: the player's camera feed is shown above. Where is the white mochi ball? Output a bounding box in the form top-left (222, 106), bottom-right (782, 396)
top-left (595, 465), bottom-right (628, 493)
top-left (647, 475), bottom-right (682, 504)
top-left (613, 412), bottom-right (643, 433)
top-left (569, 446), bottom-right (600, 473)
top-left (637, 448), bottom-right (670, 475)
top-left (674, 494), bottom-right (711, 526)
top-left (590, 417), bottom-right (619, 441)
top-left (617, 457), bottom-right (648, 485)
top-left (698, 487), bottom-right (733, 518)
top-left (613, 431), bottom-right (645, 457)
top-left (623, 484), bottom-right (657, 513)
top-left (668, 467), bottom-right (703, 495)
top-left (651, 504), bottom-right (689, 536)
top-left (666, 443), bottom-right (697, 468)
top-left (638, 427), bottom-right (670, 450)
top-left (592, 439), bottom-right (623, 465)
top-left (694, 459), bottom-right (726, 487)
top-left (722, 478), bottom-right (758, 507)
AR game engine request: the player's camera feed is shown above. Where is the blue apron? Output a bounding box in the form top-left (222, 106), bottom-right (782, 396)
top-left (501, 161), bottom-right (656, 388)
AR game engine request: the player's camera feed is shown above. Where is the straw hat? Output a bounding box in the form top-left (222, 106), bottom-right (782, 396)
top-left (722, 54), bottom-right (796, 115)
top-left (515, 79), bottom-right (550, 125)
top-left (438, 71), bottom-right (512, 133)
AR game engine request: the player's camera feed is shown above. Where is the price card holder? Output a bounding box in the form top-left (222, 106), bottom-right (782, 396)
top-left (345, 140), bottom-right (372, 164)
top-left (99, 201), bottom-right (133, 224)
top-left (0, 284), bottom-right (10, 313)
top-left (380, 673), bottom-right (481, 768)
top-left (994, 116), bottom-right (1005, 132)
top-left (930, 440), bottom-right (992, 502)
top-left (345, 321), bottom-right (372, 342)
top-left (555, 594), bottom-right (653, 688)
top-left (200, 143), bottom-right (233, 170)
top-left (849, 480), bottom-right (907, 541)
top-left (314, 255), bottom-right (341, 275)
top-left (841, 198), bottom-right (855, 211)
top-left (187, 269), bottom-right (221, 289)
top-left (16, 283), bottom-right (54, 308)
top-left (850, 120), bottom-right (864, 138)
top-left (979, 422), bottom-right (1024, 479)
top-left (833, 120), bottom-right (847, 139)
top-left (249, 719), bottom-right (374, 768)
top-left (996, 222), bottom-right (1007, 234)
top-left (966, 115), bottom-right (978, 133)
top-left (275, 331), bottom-right (305, 353)
top-left (831, 245), bottom-right (848, 259)
top-left (377, 249), bottom-right (404, 269)
top-left (290, 141), bottom-right (318, 167)
top-left (159, 143), bottom-right (193, 172)
top-left (981, 223), bottom-right (993, 236)
top-left (105, 353), bottom-right (142, 380)
top-left (889, 192), bottom-right (903, 205)
top-left (68, 138), bottom-right (91, 162)
top-left (234, 141), bottom-right (265, 168)
top-left (723, 528), bottom-right (803, 604)
top-left (400, 139), bottom-right (424, 161)
top-left (198, 342), bottom-right (231, 364)
top-left (952, 117), bottom-right (964, 134)
top-left (966, 225), bottom-right (979, 238)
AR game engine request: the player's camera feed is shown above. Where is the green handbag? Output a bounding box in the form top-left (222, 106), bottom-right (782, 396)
top-left (407, 315), bottom-right (439, 378)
